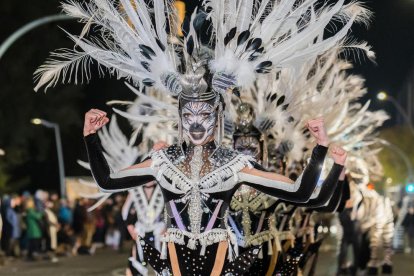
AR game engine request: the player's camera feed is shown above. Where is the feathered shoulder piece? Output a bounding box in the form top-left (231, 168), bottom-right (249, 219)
top-left (34, 0), bottom-right (373, 103)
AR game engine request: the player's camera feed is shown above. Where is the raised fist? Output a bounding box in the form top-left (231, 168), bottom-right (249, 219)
top-left (306, 117), bottom-right (329, 147)
top-left (330, 145), bottom-right (347, 166)
top-left (83, 109), bottom-right (110, 136)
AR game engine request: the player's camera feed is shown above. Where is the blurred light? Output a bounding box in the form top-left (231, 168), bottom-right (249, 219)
top-left (317, 226), bottom-right (323, 233)
top-left (174, 1), bottom-right (186, 37)
top-left (31, 118), bottom-right (42, 125)
top-left (330, 225), bottom-right (338, 234)
top-left (0, 148), bottom-right (5, 156)
top-left (323, 226), bottom-right (329, 234)
top-left (377, 91), bottom-right (388, 101)
top-left (406, 183), bottom-right (414, 193)
top-left (386, 177), bottom-right (393, 184)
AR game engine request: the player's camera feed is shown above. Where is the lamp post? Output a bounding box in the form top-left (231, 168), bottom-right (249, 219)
top-left (377, 91), bottom-right (414, 136)
top-left (31, 118), bottom-right (66, 197)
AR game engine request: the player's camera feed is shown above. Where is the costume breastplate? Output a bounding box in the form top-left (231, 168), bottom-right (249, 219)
top-left (150, 142), bottom-right (254, 250)
top-left (130, 185), bottom-right (164, 232)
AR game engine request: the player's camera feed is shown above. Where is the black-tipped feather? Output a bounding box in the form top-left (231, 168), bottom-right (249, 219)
top-left (143, 78), bottom-right (155, 87)
top-left (224, 27), bottom-right (237, 46)
top-left (237, 30), bottom-right (250, 46)
top-left (139, 45), bottom-right (156, 57)
top-left (255, 61), bottom-right (272, 73)
top-left (246, 38), bottom-right (262, 52)
top-left (233, 87), bottom-right (241, 98)
top-left (277, 95), bottom-right (285, 106)
top-left (141, 61), bottom-right (151, 72)
top-left (193, 11), bottom-right (207, 33)
top-left (270, 93), bottom-right (277, 102)
top-left (186, 36), bottom-right (194, 56)
top-left (155, 38), bottom-right (166, 52)
top-left (140, 50), bottom-right (152, 60)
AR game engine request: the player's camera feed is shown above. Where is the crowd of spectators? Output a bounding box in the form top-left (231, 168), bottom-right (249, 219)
top-left (0, 190), bottom-right (127, 265)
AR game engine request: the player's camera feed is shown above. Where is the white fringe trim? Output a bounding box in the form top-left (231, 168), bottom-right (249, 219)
top-left (151, 150), bottom-right (254, 192)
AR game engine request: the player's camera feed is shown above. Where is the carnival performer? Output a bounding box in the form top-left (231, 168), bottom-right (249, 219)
top-left (78, 116), bottom-right (167, 276)
top-left (82, 88), bottom-right (342, 275)
top-left (228, 102), bottom-right (345, 275)
top-left (34, 0), bottom-right (374, 274)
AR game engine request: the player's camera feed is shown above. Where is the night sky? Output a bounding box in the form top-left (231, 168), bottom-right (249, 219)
top-left (0, 0), bottom-right (414, 193)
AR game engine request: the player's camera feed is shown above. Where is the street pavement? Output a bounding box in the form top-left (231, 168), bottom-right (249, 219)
top-left (1, 246), bottom-right (414, 275)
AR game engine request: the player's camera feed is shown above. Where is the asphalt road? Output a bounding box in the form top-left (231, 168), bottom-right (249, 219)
top-left (1, 245), bottom-right (413, 276)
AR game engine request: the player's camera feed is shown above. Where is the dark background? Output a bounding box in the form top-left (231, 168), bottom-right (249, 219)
top-left (0, 0), bottom-right (413, 193)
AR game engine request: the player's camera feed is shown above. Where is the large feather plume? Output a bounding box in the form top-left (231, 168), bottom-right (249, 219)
top-left (34, 0), bottom-right (178, 92)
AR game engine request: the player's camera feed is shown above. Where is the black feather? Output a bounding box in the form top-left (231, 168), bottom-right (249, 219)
top-left (248, 47), bottom-right (264, 61)
top-left (155, 38), bottom-right (166, 52)
top-left (186, 36), bottom-right (194, 56)
top-left (255, 61), bottom-right (273, 74)
top-left (237, 30), bottom-right (250, 46)
top-left (266, 93), bottom-right (271, 101)
top-left (143, 78), bottom-right (155, 87)
top-left (140, 50), bottom-right (152, 60)
top-left (256, 68), bottom-right (272, 74)
top-left (288, 116), bottom-right (295, 123)
top-left (224, 27), bottom-right (237, 46)
top-left (246, 38), bottom-right (262, 52)
top-left (270, 93), bottom-right (277, 102)
top-left (277, 95), bottom-right (285, 106)
top-left (182, 16), bottom-right (190, 37)
top-left (282, 104), bottom-right (289, 111)
top-left (248, 53), bottom-right (259, 61)
top-left (139, 45), bottom-right (156, 56)
top-left (233, 87), bottom-right (241, 98)
top-left (255, 47), bottom-right (264, 54)
top-left (193, 11), bottom-right (207, 33)
top-left (141, 61), bottom-right (151, 72)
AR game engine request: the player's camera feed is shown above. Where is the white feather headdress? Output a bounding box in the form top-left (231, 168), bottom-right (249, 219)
top-left (34, 0), bottom-right (374, 105)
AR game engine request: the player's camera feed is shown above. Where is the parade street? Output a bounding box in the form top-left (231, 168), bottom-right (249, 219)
top-left (1, 246), bottom-right (414, 276)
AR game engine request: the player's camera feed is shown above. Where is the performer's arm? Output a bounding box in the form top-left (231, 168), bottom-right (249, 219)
top-left (336, 178), bottom-right (350, 213)
top-left (310, 180), bottom-right (344, 213)
top-left (83, 109), bottom-right (156, 192)
top-left (284, 164), bottom-right (344, 208)
top-left (306, 167), bottom-right (346, 211)
top-left (291, 149), bottom-right (346, 207)
top-left (239, 143), bottom-right (329, 203)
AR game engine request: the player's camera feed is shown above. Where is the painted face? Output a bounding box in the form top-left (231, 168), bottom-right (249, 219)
top-left (267, 143), bottom-right (285, 174)
top-left (181, 101), bottom-right (217, 145)
top-left (234, 136), bottom-right (262, 161)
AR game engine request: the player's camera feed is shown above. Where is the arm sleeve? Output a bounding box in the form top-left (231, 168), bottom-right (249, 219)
top-left (309, 180), bottom-right (344, 212)
top-left (282, 164), bottom-right (343, 208)
top-left (84, 133), bottom-right (156, 192)
top-left (336, 178), bottom-right (350, 213)
top-left (238, 144), bottom-right (328, 203)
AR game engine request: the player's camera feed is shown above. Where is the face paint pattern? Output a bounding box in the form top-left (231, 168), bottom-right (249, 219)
top-left (234, 136), bottom-right (262, 161)
top-left (181, 102), bottom-right (217, 145)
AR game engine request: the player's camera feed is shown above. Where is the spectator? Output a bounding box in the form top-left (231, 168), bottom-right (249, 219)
top-left (402, 206), bottom-right (414, 254)
top-left (25, 198), bottom-right (43, 261)
top-left (72, 199), bottom-right (87, 255)
top-left (1, 195), bottom-right (21, 257)
top-left (58, 199), bottom-right (72, 226)
top-left (44, 201), bottom-right (59, 263)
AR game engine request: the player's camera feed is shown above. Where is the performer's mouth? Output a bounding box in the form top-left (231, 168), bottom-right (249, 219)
top-left (189, 124), bottom-right (206, 141)
top-left (190, 131), bottom-right (205, 140)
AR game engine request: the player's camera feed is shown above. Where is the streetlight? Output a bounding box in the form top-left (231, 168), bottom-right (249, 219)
top-left (377, 91), bottom-right (414, 136)
top-left (31, 118), bottom-right (66, 197)
top-left (0, 148), bottom-right (5, 156)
